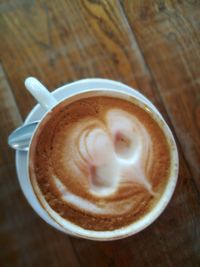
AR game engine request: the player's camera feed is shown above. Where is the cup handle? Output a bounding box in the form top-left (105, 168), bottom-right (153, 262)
top-left (25, 77), bottom-right (58, 111)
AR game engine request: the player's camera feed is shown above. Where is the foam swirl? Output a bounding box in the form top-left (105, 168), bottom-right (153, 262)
top-left (51, 108), bottom-right (155, 215)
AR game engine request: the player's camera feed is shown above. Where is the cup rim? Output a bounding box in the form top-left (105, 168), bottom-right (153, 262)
top-left (27, 87), bottom-right (179, 241)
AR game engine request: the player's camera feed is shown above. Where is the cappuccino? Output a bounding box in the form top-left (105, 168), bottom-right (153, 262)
top-left (29, 95), bottom-right (171, 231)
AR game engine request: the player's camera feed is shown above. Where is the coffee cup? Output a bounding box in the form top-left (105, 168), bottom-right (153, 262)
top-left (18, 77), bottom-right (178, 241)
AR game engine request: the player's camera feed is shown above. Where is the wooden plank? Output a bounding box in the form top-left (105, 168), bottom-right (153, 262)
top-left (0, 0), bottom-right (169, 118)
top-left (0, 64), bottom-right (80, 267)
top-left (121, 0), bottom-right (200, 190)
top-left (0, 0), bottom-right (199, 266)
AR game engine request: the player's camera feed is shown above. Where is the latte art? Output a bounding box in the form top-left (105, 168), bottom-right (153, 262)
top-left (30, 96), bottom-right (171, 231)
top-left (70, 109), bottom-right (154, 195)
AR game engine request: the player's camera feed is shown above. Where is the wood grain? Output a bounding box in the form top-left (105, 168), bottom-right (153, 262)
top-left (0, 0), bottom-right (199, 266)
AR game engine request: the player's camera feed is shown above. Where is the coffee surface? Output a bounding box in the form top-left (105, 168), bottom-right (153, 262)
top-left (29, 96), bottom-right (171, 231)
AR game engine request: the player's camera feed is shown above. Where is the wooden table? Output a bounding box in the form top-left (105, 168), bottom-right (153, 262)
top-left (0, 1), bottom-right (199, 266)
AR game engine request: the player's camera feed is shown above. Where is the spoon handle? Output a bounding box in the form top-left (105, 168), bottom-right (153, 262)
top-left (25, 77), bottom-right (58, 111)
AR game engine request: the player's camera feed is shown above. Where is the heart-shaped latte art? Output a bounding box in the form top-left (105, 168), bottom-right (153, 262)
top-left (51, 108), bottom-right (155, 215)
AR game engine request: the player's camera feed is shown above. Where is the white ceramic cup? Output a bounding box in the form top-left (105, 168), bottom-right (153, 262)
top-left (17, 78), bottom-right (179, 241)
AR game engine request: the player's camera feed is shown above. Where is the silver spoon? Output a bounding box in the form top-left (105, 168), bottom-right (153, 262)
top-left (8, 121), bottom-right (39, 151)
top-left (8, 77), bottom-right (58, 151)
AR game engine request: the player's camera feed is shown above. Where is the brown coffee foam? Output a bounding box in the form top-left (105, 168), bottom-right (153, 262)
top-left (29, 96), bottom-right (171, 231)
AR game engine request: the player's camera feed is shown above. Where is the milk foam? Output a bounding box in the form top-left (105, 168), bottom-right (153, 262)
top-left (51, 108), bottom-right (155, 215)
